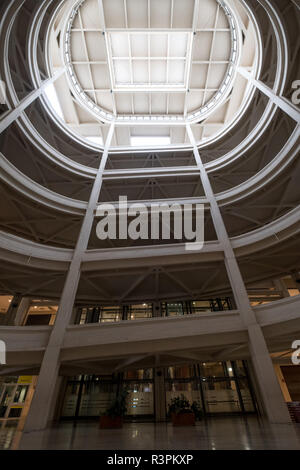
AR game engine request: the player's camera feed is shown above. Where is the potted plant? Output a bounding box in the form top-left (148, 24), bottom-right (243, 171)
top-left (99, 389), bottom-right (128, 429)
top-left (168, 394), bottom-right (203, 426)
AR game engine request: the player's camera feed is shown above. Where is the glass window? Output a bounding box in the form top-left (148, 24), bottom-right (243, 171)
top-left (2, 377), bottom-right (18, 384)
top-left (165, 381), bottom-right (203, 415)
top-left (79, 308), bottom-right (87, 324)
top-left (226, 361), bottom-right (234, 377)
top-left (124, 368), bottom-right (153, 380)
top-left (0, 386), bottom-right (15, 418)
top-left (237, 377), bottom-right (255, 412)
top-left (77, 306), bottom-right (122, 324)
top-left (191, 300), bottom-right (211, 313)
top-left (234, 360), bottom-right (247, 377)
top-left (210, 298), bottom-right (232, 311)
top-left (165, 382), bottom-right (192, 393)
top-left (79, 381), bottom-right (117, 417)
top-left (61, 382), bottom-right (81, 417)
top-left (202, 379), bottom-right (242, 413)
top-left (128, 304), bottom-right (152, 320)
top-left (201, 362), bottom-right (227, 378)
top-left (13, 385), bottom-right (28, 404)
top-left (126, 383), bottom-right (154, 416)
top-left (100, 306), bottom-right (122, 322)
top-left (167, 365), bottom-right (195, 379)
top-left (166, 303), bottom-right (184, 316)
top-left (126, 383), bottom-right (153, 393)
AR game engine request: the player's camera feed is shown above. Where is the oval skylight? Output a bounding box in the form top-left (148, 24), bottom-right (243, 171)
top-left (63, 0), bottom-right (240, 124)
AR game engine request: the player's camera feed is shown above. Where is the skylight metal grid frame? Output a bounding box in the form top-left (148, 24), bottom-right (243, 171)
top-left (63, 0), bottom-right (240, 124)
top-left (107, 30), bottom-right (193, 91)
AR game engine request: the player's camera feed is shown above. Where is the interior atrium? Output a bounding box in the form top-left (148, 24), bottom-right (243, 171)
top-left (0, 0), bottom-right (299, 451)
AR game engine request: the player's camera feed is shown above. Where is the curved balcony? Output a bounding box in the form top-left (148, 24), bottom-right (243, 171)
top-left (1, 294), bottom-right (299, 373)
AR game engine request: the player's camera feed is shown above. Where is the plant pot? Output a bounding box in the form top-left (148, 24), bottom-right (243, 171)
top-left (171, 412), bottom-right (195, 426)
top-left (99, 415), bottom-right (123, 429)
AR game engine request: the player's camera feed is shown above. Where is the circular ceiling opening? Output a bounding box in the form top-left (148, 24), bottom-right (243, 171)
top-left (64, 0), bottom-right (239, 124)
top-left (45, 0), bottom-right (260, 148)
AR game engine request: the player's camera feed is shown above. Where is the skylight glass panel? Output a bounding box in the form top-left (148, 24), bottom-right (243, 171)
top-left (130, 136), bottom-right (171, 146)
top-left (109, 32), bottom-right (192, 89)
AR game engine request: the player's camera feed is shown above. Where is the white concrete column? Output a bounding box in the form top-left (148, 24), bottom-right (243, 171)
top-left (0, 67), bottom-right (66, 134)
top-left (248, 323), bottom-right (291, 423)
top-left (237, 67), bottom-right (300, 123)
top-left (154, 368), bottom-right (166, 422)
top-left (70, 306), bottom-right (79, 324)
top-left (23, 123), bottom-right (115, 432)
top-left (186, 123), bottom-right (291, 423)
top-left (13, 297), bottom-right (31, 326)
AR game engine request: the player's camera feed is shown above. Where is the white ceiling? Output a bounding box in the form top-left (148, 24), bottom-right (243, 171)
top-left (48, 0), bottom-right (258, 147)
top-left (68, 0), bottom-right (233, 117)
top-left (109, 31), bottom-right (191, 89)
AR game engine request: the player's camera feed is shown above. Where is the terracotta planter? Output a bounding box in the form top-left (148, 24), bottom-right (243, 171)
top-left (99, 415), bottom-right (123, 429)
top-left (171, 412), bottom-right (195, 426)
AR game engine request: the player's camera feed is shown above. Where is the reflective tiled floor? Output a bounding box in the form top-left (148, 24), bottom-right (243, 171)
top-left (1, 417), bottom-right (300, 450)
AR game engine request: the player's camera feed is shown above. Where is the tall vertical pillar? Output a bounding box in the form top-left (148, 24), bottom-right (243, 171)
top-left (186, 124), bottom-right (291, 424)
top-left (0, 67), bottom-right (66, 135)
top-left (13, 297), bottom-right (31, 325)
top-left (154, 368), bottom-right (166, 422)
top-left (23, 123), bottom-right (115, 432)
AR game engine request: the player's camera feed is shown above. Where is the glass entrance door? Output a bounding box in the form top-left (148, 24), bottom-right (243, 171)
top-left (126, 383), bottom-right (154, 417)
top-left (79, 380), bottom-right (116, 417)
top-left (123, 369), bottom-right (154, 419)
top-left (61, 375), bottom-right (118, 418)
top-left (165, 361), bottom-right (256, 417)
top-left (201, 378), bottom-right (242, 413)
